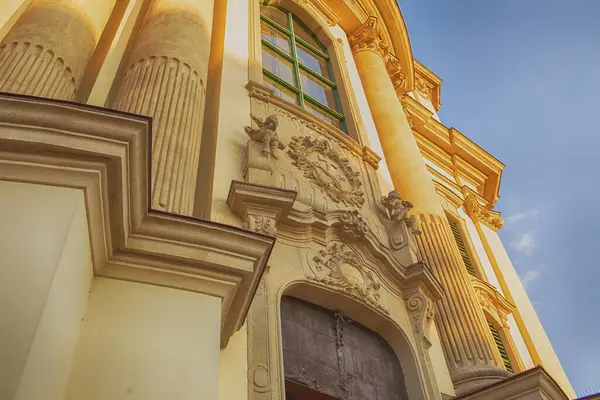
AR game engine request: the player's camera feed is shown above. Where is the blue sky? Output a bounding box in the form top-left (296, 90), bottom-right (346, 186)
top-left (399, 0), bottom-right (600, 394)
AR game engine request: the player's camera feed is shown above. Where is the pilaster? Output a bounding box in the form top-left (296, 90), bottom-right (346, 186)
top-left (0, 0), bottom-right (117, 99)
top-left (111, 0), bottom-right (214, 216)
top-left (350, 17), bottom-right (510, 394)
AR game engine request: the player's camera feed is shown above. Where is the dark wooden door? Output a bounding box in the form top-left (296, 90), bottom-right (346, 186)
top-left (281, 296), bottom-right (408, 400)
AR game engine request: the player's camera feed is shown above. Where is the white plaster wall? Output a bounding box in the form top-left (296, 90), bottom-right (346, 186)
top-left (219, 324), bottom-right (248, 400)
top-left (14, 194), bottom-right (93, 399)
top-left (482, 225), bottom-right (575, 397)
top-left (0, 181), bottom-right (87, 400)
top-left (66, 278), bottom-right (221, 400)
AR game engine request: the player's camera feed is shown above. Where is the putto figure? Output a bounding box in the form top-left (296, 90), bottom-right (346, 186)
top-left (381, 190), bottom-right (420, 234)
top-left (244, 114), bottom-right (285, 159)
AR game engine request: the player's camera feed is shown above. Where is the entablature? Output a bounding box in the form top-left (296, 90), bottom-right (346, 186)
top-left (402, 95), bottom-right (504, 206)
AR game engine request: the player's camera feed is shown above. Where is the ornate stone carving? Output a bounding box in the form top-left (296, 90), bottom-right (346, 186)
top-left (464, 195), bottom-right (504, 231)
top-left (247, 81), bottom-right (273, 102)
top-left (287, 135), bottom-right (365, 207)
top-left (386, 53), bottom-right (405, 90)
top-left (406, 291), bottom-right (435, 337)
top-left (362, 146), bottom-right (381, 169)
top-left (339, 210), bottom-right (370, 240)
top-left (245, 214), bottom-right (277, 237)
top-left (416, 76), bottom-right (434, 100)
top-left (399, 96), bottom-right (415, 128)
top-left (245, 114), bottom-right (286, 159)
top-left (381, 190), bottom-right (420, 234)
top-left (348, 16), bottom-right (388, 57)
top-left (309, 243), bottom-right (388, 314)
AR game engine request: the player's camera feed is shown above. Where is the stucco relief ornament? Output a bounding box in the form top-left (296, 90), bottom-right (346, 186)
top-left (381, 190), bottom-right (420, 234)
top-left (348, 16), bottom-right (388, 56)
top-left (310, 243), bottom-right (388, 314)
top-left (244, 114), bottom-right (286, 159)
top-left (244, 214), bottom-right (277, 237)
top-left (287, 135), bottom-right (365, 207)
top-left (415, 76), bottom-right (434, 99)
top-left (339, 210), bottom-right (370, 240)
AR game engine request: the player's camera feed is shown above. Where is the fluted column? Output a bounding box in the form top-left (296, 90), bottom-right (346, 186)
top-left (111, 0), bottom-right (213, 215)
top-left (349, 17), bottom-right (510, 395)
top-left (0, 0), bottom-right (117, 99)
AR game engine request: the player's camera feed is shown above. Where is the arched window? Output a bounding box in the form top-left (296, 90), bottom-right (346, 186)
top-left (259, 3), bottom-right (346, 132)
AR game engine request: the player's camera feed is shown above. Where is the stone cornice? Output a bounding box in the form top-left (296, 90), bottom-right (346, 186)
top-left (464, 195), bottom-right (504, 231)
top-left (414, 60), bottom-right (442, 111)
top-left (402, 95), bottom-right (504, 205)
top-left (0, 94), bottom-right (275, 348)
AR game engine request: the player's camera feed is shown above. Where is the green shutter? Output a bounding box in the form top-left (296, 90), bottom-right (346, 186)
top-left (489, 322), bottom-right (514, 373)
top-left (447, 218), bottom-right (476, 276)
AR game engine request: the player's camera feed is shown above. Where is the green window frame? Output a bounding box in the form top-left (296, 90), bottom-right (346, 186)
top-left (259, 2), bottom-right (347, 133)
top-left (489, 322), bottom-right (514, 373)
top-left (447, 217), bottom-right (477, 277)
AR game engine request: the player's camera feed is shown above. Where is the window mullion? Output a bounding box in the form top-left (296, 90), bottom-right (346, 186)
top-left (287, 12), bottom-right (303, 107)
top-left (298, 64), bottom-right (336, 87)
top-left (295, 36), bottom-right (329, 60)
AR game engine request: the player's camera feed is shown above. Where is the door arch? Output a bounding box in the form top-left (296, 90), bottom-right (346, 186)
top-left (281, 295), bottom-right (409, 400)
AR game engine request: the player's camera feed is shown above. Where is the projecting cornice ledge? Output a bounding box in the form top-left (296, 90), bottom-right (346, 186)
top-left (0, 94), bottom-right (274, 348)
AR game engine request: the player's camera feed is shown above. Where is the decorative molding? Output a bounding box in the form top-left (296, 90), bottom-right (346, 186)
top-left (0, 94), bottom-right (273, 348)
top-left (386, 53), bottom-right (405, 92)
top-left (464, 195), bottom-right (504, 231)
top-left (361, 146), bottom-right (381, 169)
top-left (227, 180), bottom-right (297, 237)
top-left (348, 16), bottom-right (388, 57)
top-left (470, 276), bottom-right (514, 329)
top-left (245, 114), bottom-right (286, 159)
top-left (339, 209), bottom-right (370, 240)
top-left (415, 75), bottom-right (434, 100)
top-left (405, 290), bottom-right (435, 340)
top-left (246, 80), bottom-right (274, 102)
top-left (287, 135), bottom-right (365, 207)
top-left (309, 242), bottom-right (388, 314)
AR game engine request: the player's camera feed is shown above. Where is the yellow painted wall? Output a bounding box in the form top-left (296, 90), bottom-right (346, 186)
top-left (14, 193), bottom-right (93, 400)
top-left (0, 0), bottom-right (31, 41)
top-left (481, 224), bottom-right (575, 398)
top-left (429, 320), bottom-right (456, 397)
top-left (219, 324), bottom-right (248, 400)
top-left (0, 182), bottom-right (91, 400)
top-left (66, 278), bottom-right (221, 400)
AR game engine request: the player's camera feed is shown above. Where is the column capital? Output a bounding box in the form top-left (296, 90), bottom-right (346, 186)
top-left (464, 195), bottom-right (504, 231)
top-left (348, 16), bottom-right (389, 57)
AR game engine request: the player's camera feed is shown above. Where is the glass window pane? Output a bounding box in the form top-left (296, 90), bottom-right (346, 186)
top-left (261, 21), bottom-right (291, 54)
top-left (296, 43), bottom-right (330, 79)
top-left (304, 100), bottom-right (341, 129)
top-left (299, 69), bottom-right (337, 110)
top-left (262, 47), bottom-right (295, 86)
top-left (263, 76), bottom-right (298, 104)
top-left (293, 19), bottom-right (322, 49)
top-left (260, 5), bottom-right (288, 28)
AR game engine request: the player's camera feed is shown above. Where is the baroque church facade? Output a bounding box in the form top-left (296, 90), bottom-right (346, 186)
top-left (0, 0), bottom-right (578, 399)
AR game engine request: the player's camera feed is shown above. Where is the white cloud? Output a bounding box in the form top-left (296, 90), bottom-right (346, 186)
top-left (505, 209), bottom-right (540, 224)
top-left (511, 231), bottom-right (536, 255)
top-left (521, 269), bottom-right (542, 288)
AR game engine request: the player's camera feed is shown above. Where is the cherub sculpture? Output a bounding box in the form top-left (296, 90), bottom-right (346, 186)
top-left (244, 114), bottom-right (285, 159)
top-left (381, 190), bottom-right (421, 234)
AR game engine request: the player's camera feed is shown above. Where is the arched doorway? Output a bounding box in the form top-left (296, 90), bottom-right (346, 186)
top-left (281, 296), bottom-right (409, 400)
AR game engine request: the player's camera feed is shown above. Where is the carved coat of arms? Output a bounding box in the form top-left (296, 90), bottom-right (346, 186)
top-left (287, 135), bottom-right (365, 207)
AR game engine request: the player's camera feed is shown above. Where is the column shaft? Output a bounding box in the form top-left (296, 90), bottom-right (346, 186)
top-left (0, 0), bottom-right (116, 99)
top-left (111, 0), bottom-right (213, 215)
top-left (349, 17), bottom-right (509, 395)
